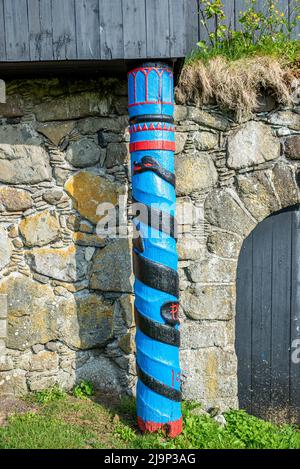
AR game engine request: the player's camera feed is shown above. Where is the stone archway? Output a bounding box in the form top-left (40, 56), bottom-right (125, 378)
top-left (177, 108), bottom-right (300, 412)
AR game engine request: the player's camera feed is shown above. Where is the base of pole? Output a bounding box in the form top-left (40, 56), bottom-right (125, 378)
top-left (137, 416), bottom-right (183, 438)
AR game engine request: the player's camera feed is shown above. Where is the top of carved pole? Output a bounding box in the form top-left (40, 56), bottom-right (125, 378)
top-left (128, 63), bottom-right (174, 120)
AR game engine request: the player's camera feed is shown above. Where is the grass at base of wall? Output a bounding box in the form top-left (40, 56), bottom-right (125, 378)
top-left (0, 390), bottom-right (299, 449)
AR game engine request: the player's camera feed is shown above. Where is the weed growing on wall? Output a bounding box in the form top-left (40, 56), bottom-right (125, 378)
top-left (190, 0), bottom-right (300, 64)
top-left (73, 380), bottom-right (94, 399)
top-left (34, 385), bottom-right (67, 405)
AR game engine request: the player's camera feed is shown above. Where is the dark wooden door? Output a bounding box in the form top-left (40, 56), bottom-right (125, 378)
top-left (236, 205), bottom-right (300, 424)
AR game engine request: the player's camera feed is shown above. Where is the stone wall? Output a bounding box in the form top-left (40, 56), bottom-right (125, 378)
top-left (176, 102), bottom-right (300, 411)
top-left (0, 78), bottom-right (135, 396)
top-left (0, 76), bottom-right (299, 412)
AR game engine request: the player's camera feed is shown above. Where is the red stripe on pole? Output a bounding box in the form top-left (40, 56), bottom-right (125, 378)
top-left (129, 141), bottom-right (176, 152)
top-left (137, 416), bottom-right (183, 438)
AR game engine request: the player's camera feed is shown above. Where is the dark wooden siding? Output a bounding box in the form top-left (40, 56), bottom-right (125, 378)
top-left (0, 0), bottom-right (189, 62)
top-left (236, 205), bottom-right (300, 424)
top-left (0, 1), bottom-right (297, 67)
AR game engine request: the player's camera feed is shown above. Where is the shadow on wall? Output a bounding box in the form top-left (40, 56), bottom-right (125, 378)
top-left (0, 78), bottom-right (136, 399)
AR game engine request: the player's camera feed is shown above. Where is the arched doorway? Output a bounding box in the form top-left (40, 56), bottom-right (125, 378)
top-left (236, 205), bottom-right (300, 424)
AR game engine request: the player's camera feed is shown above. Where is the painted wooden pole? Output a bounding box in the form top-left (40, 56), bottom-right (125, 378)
top-left (128, 63), bottom-right (182, 437)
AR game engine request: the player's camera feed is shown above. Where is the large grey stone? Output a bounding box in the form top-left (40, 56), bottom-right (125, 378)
top-left (0, 227), bottom-right (11, 271)
top-left (77, 116), bottom-right (126, 134)
top-left (0, 124), bottom-right (42, 145)
top-left (0, 369), bottom-right (27, 396)
top-left (58, 292), bottom-right (114, 349)
top-left (76, 353), bottom-right (123, 393)
top-left (42, 189), bottom-right (64, 205)
top-left (37, 121), bottom-right (75, 146)
top-left (119, 294), bottom-right (134, 328)
top-left (27, 245), bottom-right (87, 282)
top-left (0, 95), bottom-right (24, 118)
top-left (268, 111), bottom-right (300, 131)
top-left (284, 135), bottom-right (300, 160)
top-left (236, 172), bottom-right (280, 222)
top-left (90, 239), bottom-right (133, 292)
top-left (177, 236), bottom-right (205, 260)
top-left (191, 131), bottom-right (218, 151)
top-left (30, 351), bottom-right (58, 372)
top-left (64, 170), bottom-right (125, 225)
top-left (35, 92), bottom-right (112, 122)
top-left (271, 162), bottom-right (300, 208)
top-left (56, 369), bottom-right (76, 391)
top-left (0, 274), bottom-right (114, 351)
top-left (0, 187), bottom-right (33, 212)
top-left (181, 285), bottom-right (235, 321)
top-left (66, 138), bottom-right (101, 168)
top-left (175, 133), bottom-right (187, 154)
top-left (205, 189), bottom-right (256, 237)
top-left (105, 142), bottom-right (129, 168)
top-left (207, 231), bottom-right (241, 259)
top-left (0, 274), bottom-right (58, 350)
top-left (181, 320), bottom-right (234, 350)
top-left (187, 255), bottom-right (237, 284)
top-left (19, 210), bottom-right (60, 247)
top-left (177, 197), bottom-right (203, 228)
top-left (0, 144), bottom-right (51, 184)
top-left (0, 80), bottom-right (5, 103)
top-left (181, 347), bottom-right (238, 408)
top-left (188, 107), bottom-right (229, 131)
top-left (227, 121), bottom-right (280, 169)
top-left (174, 105), bottom-right (188, 122)
top-left (27, 374), bottom-right (58, 392)
top-left (175, 153), bottom-right (218, 195)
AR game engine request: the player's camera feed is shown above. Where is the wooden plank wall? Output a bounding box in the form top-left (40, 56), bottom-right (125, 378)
top-left (0, 0), bottom-right (297, 62)
top-left (0, 0), bottom-right (187, 61)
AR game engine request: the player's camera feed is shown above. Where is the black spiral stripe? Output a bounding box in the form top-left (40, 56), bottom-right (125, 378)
top-left (135, 307), bottom-right (180, 347)
top-left (136, 364), bottom-right (182, 402)
top-left (133, 251), bottom-right (179, 298)
top-left (132, 197), bottom-right (177, 239)
top-left (133, 156), bottom-right (176, 188)
top-left (129, 114), bottom-right (174, 125)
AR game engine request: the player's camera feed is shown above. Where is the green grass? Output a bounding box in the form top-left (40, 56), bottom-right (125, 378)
top-left (34, 385), bottom-right (68, 405)
top-left (0, 392), bottom-right (299, 449)
top-left (187, 34), bottom-right (300, 65)
top-left (0, 413), bottom-right (101, 449)
top-left (114, 400), bottom-right (300, 450)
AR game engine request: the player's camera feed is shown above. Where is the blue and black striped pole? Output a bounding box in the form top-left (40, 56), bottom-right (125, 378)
top-left (128, 63), bottom-right (182, 437)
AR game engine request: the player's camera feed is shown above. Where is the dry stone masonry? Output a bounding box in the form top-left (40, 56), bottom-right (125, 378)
top-left (0, 77), bottom-right (299, 412)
